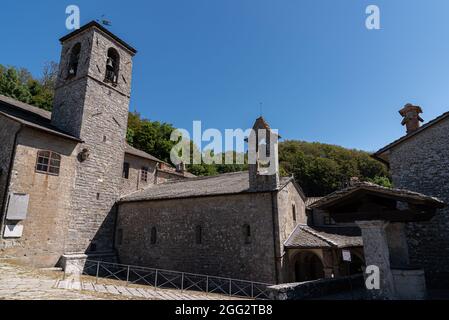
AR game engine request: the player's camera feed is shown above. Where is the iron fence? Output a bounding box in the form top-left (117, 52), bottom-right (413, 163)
top-left (66, 259), bottom-right (272, 299)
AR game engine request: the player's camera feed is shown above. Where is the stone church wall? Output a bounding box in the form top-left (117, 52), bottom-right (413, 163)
top-left (389, 116), bottom-right (449, 288)
top-left (116, 192), bottom-right (278, 283)
top-left (276, 182), bottom-right (306, 282)
top-left (0, 127), bottom-right (78, 267)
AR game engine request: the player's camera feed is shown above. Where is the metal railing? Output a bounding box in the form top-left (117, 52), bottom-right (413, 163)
top-left (66, 259), bottom-right (272, 300)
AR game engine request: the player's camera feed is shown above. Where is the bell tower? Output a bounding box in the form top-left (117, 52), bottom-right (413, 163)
top-left (52, 22), bottom-right (136, 255)
top-left (248, 117), bottom-right (280, 191)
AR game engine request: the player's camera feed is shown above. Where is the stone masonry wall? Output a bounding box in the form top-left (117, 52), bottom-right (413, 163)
top-left (389, 116), bottom-right (449, 288)
top-left (0, 115), bottom-right (20, 220)
top-left (121, 154), bottom-right (157, 196)
top-left (116, 193), bottom-right (278, 283)
top-left (0, 127), bottom-right (78, 267)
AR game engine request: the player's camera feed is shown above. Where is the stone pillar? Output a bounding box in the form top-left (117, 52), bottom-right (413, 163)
top-left (61, 254), bottom-right (88, 276)
top-left (356, 220), bottom-right (396, 299)
top-left (386, 223), bottom-right (410, 267)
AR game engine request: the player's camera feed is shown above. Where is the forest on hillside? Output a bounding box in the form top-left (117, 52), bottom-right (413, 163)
top-left (0, 63), bottom-right (391, 196)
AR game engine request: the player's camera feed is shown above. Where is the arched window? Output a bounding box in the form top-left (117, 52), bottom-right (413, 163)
top-left (150, 227), bottom-right (157, 245)
top-left (243, 224), bottom-right (251, 244)
top-left (105, 48), bottom-right (120, 84)
top-left (67, 43), bottom-right (81, 79)
top-left (292, 204), bottom-right (297, 221)
top-left (195, 226), bottom-right (202, 245)
top-left (36, 150), bottom-right (61, 176)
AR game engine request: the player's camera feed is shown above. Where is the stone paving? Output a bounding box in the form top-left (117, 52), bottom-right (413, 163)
top-left (0, 262), bottom-right (244, 300)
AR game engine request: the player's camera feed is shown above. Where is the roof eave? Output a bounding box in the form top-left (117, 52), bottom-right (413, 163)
top-left (60, 21), bottom-right (137, 55)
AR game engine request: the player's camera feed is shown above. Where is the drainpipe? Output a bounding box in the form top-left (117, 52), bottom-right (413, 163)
top-left (0, 124), bottom-right (23, 234)
top-left (270, 191), bottom-right (281, 284)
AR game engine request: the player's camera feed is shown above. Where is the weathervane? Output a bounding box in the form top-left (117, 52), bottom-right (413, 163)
top-left (96, 15), bottom-right (112, 26)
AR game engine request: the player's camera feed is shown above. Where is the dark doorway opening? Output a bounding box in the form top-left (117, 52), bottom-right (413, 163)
top-left (294, 252), bottom-right (325, 282)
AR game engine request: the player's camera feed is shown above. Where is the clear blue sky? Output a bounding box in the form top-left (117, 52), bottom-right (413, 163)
top-left (2, 0), bottom-right (449, 152)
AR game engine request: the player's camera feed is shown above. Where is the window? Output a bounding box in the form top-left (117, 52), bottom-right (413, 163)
top-left (195, 226), bottom-right (202, 245)
top-left (67, 43), bottom-right (81, 79)
top-left (243, 224), bottom-right (251, 244)
top-left (150, 227), bottom-right (157, 245)
top-left (292, 204), bottom-right (297, 221)
top-left (141, 167), bottom-right (149, 182)
top-left (36, 151), bottom-right (61, 176)
top-left (105, 48), bottom-right (120, 84)
top-left (323, 216), bottom-right (336, 226)
top-left (122, 162), bottom-right (130, 179)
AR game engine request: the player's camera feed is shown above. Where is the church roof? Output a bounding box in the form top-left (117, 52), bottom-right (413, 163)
top-left (284, 225), bottom-right (363, 249)
top-left (124, 143), bottom-right (167, 164)
top-left (373, 111), bottom-right (449, 164)
top-left (305, 197), bottom-right (323, 209)
top-left (120, 171), bottom-right (293, 202)
top-left (0, 95), bottom-right (171, 164)
top-left (309, 181), bottom-right (445, 210)
top-left (0, 94), bottom-right (82, 142)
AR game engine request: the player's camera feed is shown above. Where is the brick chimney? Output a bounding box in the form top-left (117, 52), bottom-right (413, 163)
top-left (399, 104), bottom-right (424, 134)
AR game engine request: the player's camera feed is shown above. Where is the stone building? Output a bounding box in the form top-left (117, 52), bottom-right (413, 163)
top-left (115, 118), bottom-right (366, 284)
top-left (2, 22), bottom-right (445, 290)
top-left (373, 104), bottom-right (449, 288)
top-left (0, 22), bottom-right (188, 267)
top-left (0, 21), bottom-right (366, 284)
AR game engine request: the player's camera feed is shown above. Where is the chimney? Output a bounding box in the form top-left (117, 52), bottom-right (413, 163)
top-left (176, 162), bottom-right (186, 174)
top-left (399, 104), bottom-right (424, 134)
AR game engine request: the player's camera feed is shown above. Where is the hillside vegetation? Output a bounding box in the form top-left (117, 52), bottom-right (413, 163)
top-left (0, 64), bottom-right (390, 196)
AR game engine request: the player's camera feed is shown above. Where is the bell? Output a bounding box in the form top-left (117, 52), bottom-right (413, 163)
top-left (106, 57), bottom-right (114, 69)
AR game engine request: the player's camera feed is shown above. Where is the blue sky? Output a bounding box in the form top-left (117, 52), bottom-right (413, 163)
top-left (2, 0), bottom-right (449, 151)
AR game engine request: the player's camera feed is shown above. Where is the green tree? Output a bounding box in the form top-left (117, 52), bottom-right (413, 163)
top-left (126, 111), bottom-right (177, 163)
top-left (0, 62), bottom-right (57, 111)
top-left (0, 65), bottom-right (32, 103)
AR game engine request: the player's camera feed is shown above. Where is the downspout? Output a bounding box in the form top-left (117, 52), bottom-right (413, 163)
top-left (270, 191), bottom-right (281, 284)
top-left (0, 124), bottom-right (23, 233)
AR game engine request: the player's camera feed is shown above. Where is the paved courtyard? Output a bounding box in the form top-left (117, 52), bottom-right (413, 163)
top-left (0, 262), bottom-right (242, 300)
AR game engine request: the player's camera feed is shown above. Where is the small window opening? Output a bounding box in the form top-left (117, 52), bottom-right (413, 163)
top-left (244, 224), bottom-right (251, 244)
top-left (123, 162), bottom-right (130, 179)
top-left (105, 48), bottom-right (120, 84)
top-left (195, 226), bottom-right (202, 245)
top-left (141, 167), bottom-right (149, 182)
top-left (67, 43), bottom-right (81, 79)
top-left (150, 227), bottom-right (157, 245)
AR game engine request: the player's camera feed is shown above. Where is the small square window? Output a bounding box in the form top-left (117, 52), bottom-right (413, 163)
top-left (141, 167), bottom-right (149, 182)
top-left (323, 216), bottom-right (336, 225)
top-left (36, 151), bottom-right (61, 176)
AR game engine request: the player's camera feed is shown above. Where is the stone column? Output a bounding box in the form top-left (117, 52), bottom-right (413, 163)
top-left (322, 249), bottom-right (336, 278)
top-left (356, 220), bottom-right (396, 299)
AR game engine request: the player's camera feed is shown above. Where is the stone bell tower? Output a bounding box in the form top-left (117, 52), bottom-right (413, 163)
top-left (248, 117), bottom-right (280, 191)
top-left (51, 22), bottom-right (136, 255)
